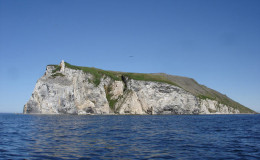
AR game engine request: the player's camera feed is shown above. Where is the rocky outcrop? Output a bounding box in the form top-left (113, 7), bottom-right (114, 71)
top-left (23, 61), bottom-right (252, 115)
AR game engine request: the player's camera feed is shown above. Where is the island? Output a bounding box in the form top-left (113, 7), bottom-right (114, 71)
top-left (24, 61), bottom-right (256, 115)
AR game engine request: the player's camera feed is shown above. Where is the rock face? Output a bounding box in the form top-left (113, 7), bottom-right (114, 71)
top-left (24, 61), bottom-right (252, 115)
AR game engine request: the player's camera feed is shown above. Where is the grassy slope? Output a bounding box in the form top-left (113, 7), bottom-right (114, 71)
top-left (64, 62), bottom-right (180, 87)
top-left (153, 73), bottom-right (255, 113)
top-left (48, 62), bottom-right (256, 113)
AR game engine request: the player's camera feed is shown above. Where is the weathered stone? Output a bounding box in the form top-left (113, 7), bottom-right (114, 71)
top-left (60, 60), bottom-right (65, 73)
top-left (110, 81), bottom-right (124, 99)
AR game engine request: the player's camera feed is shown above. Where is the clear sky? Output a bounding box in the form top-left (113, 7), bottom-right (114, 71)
top-left (0, 0), bottom-right (260, 113)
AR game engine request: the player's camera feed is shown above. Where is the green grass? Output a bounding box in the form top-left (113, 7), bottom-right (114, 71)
top-left (104, 85), bottom-right (119, 112)
top-left (198, 92), bottom-right (255, 113)
top-left (64, 62), bottom-right (180, 87)
top-left (52, 66), bottom-right (61, 73)
top-left (218, 96), bottom-right (255, 113)
top-left (65, 62), bottom-right (121, 86)
top-left (197, 95), bottom-right (216, 100)
top-left (51, 73), bottom-right (65, 78)
top-left (48, 65), bottom-right (64, 78)
top-left (122, 73), bottom-right (180, 87)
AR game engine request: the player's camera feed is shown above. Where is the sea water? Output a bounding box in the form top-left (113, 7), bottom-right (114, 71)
top-left (0, 114), bottom-right (259, 159)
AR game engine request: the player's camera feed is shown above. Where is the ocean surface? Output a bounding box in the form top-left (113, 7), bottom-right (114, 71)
top-left (0, 114), bottom-right (259, 160)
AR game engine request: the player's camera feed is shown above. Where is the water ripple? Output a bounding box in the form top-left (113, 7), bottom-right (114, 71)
top-left (0, 114), bottom-right (260, 159)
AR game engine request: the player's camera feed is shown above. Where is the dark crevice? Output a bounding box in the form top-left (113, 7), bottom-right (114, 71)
top-left (121, 75), bottom-right (127, 91)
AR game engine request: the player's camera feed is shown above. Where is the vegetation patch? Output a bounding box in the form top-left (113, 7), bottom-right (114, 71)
top-left (218, 96), bottom-right (254, 113)
top-left (197, 93), bottom-right (255, 113)
top-left (64, 62), bottom-right (180, 87)
top-left (197, 95), bottom-right (216, 100)
top-left (52, 65), bottom-right (61, 73)
top-left (51, 73), bottom-right (65, 78)
top-left (122, 73), bottom-right (180, 87)
top-left (65, 62), bottom-right (121, 86)
top-left (104, 85), bottom-right (120, 112)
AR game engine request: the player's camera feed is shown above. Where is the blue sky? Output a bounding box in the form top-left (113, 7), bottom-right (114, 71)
top-left (0, 0), bottom-right (259, 113)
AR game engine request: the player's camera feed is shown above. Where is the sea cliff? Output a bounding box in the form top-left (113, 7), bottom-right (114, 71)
top-left (24, 61), bottom-right (255, 115)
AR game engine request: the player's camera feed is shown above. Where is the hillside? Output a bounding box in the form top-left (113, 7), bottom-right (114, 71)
top-left (24, 61), bottom-right (256, 114)
top-left (57, 62), bottom-right (255, 113)
top-left (153, 73), bottom-right (255, 113)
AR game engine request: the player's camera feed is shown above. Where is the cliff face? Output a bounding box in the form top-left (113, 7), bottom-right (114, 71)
top-left (24, 61), bottom-right (254, 115)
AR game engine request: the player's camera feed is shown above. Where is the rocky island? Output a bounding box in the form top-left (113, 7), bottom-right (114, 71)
top-left (24, 61), bottom-right (255, 115)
